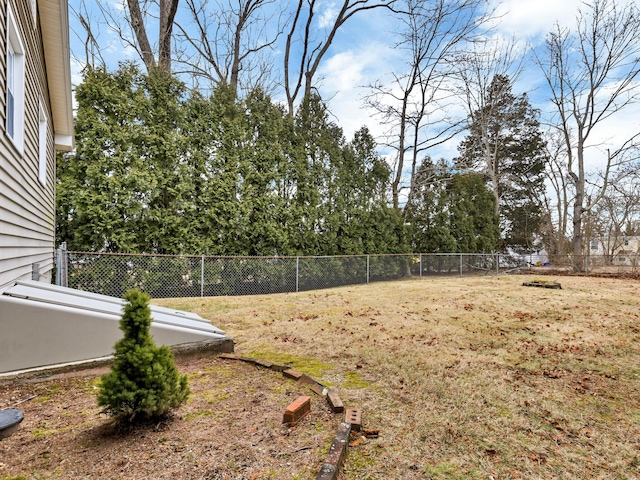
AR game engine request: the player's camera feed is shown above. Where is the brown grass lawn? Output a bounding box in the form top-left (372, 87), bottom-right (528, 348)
top-left (2, 274), bottom-right (640, 479)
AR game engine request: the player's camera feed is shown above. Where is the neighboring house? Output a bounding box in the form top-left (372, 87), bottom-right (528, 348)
top-left (0, 0), bottom-right (74, 289)
top-left (589, 236), bottom-right (640, 266)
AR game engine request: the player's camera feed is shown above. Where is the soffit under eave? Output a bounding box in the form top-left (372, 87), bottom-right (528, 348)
top-left (38, 0), bottom-right (74, 151)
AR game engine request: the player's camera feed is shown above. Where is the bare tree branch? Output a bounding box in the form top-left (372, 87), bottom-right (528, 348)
top-left (175, 0), bottom-right (283, 94)
top-left (364, 0), bottom-right (491, 210)
top-left (537, 0), bottom-right (640, 267)
top-left (70, 0), bottom-right (106, 69)
top-left (126, 0), bottom-right (157, 71)
top-left (284, 0), bottom-right (401, 116)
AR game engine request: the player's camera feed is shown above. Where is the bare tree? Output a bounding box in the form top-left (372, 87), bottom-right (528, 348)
top-left (130, 0), bottom-right (179, 72)
top-left (541, 129), bottom-right (572, 255)
top-left (71, 0), bottom-right (106, 69)
top-left (588, 165), bottom-right (640, 262)
top-left (95, 0), bottom-right (179, 73)
top-left (283, 0), bottom-right (400, 117)
top-left (174, 0), bottom-right (283, 94)
top-left (538, 0), bottom-right (640, 269)
top-left (364, 0), bottom-right (489, 211)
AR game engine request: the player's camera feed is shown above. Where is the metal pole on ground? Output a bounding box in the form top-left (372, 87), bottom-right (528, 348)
top-left (419, 254), bottom-right (422, 280)
top-left (460, 254), bottom-right (463, 277)
top-left (296, 257), bottom-right (299, 293)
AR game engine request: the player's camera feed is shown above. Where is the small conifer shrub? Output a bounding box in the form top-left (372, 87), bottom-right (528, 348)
top-left (97, 289), bottom-right (189, 423)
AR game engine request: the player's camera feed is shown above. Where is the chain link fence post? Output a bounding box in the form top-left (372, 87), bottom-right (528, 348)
top-left (296, 257), bottom-right (299, 293)
top-left (56, 242), bottom-right (68, 287)
top-left (419, 253), bottom-right (422, 280)
top-left (585, 254), bottom-right (589, 276)
top-left (366, 255), bottom-right (370, 284)
top-left (459, 254), bottom-right (463, 277)
top-left (201, 255), bottom-right (205, 297)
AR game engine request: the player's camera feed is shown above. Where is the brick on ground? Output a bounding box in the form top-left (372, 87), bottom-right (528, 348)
top-left (345, 408), bottom-right (362, 431)
top-left (298, 374), bottom-right (319, 385)
top-left (283, 368), bottom-right (304, 381)
top-left (255, 359), bottom-right (274, 368)
top-left (315, 422), bottom-right (351, 480)
top-left (270, 364), bottom-right (291, 372)
top-left (309, 383), bottom-right (325, 396)
top-left (327, 391), bottom-right (344, 413)
top-left (218, 353), bottom-right (241, 360)
top-left (283, 395), bottom-right (311, 425)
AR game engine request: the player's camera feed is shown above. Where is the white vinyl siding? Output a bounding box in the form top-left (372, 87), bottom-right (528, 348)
top-left (38, 100), bottom-right (46, 185)
top-left (31, 0), bottom-right (37, 25)
top-left (0, 0), bottom-right (57, 289)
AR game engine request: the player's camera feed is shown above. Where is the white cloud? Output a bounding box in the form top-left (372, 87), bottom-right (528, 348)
top-left (104, 42), bottom-right (138, 61)
top-left (489, 0), bottom-right (583, 39)
top-left (490, 0), bottom-right (638, 41)
top-left (109, 0), bottom-right (126, 13)
top-left (70, 57), bottom-right (84, 86)
top-left (317, 42), bottom-right (402, 141)
top-left (581, 98), bottom-right (640, 175)
top-left (318, 2), bottom-right (338, 29)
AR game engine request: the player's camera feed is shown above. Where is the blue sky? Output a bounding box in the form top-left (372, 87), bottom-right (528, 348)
top-left (66, 0), bottom-right (639, 176)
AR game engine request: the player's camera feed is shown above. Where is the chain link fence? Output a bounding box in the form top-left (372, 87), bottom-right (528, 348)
top-left (55, 247), bottom-right (640, 299)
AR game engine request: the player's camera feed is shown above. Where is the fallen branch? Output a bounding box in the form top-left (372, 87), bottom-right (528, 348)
top-left (11, 395), bottom-right (37, 407)
top-left (275, 445), bottom-right (314, 457)
top-left (63, 399), bottom-right (91, 410)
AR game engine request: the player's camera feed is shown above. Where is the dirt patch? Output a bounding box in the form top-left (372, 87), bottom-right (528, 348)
top-left (0, 356), bottom-right (340, 479)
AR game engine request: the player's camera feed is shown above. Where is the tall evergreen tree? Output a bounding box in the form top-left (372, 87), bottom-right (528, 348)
top-left (404, 159), bottom-right (455, 253)
top-left (181, 85), bottom-right (245, 254)
top-left (456, 75), bottom-right (547, 252)
top-left (57, 64), bottom-right (194, 253)
top-left (406, 159), bottom-right (499, 253)
top-left (447, 172), bottom-right (501, 253)
top-left (292, 95), bottom-right (407, 255)
top-left (237, 89), bottom-right (292, 255)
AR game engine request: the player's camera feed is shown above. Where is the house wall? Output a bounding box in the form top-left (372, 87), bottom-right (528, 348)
top-left (0, 0), bottom-right (56, 289)
top-left (592, 237), bottom-right (640, 255)
top-left (619, 238), bottom-right (640, 254)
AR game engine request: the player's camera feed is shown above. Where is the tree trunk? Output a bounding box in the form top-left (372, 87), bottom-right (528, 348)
top-left (158, 0), bottom-right (179, 73)
top-left (572, 192), bottom-right (584, 272)
top-left (127, 0), bottom-right (179, 73)
top-left (573, 135), bottom-right (586, 272)
top-left (392, 87), bottom-right (412, 211)
top-left (127, 0), bottom-right (155, 71)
